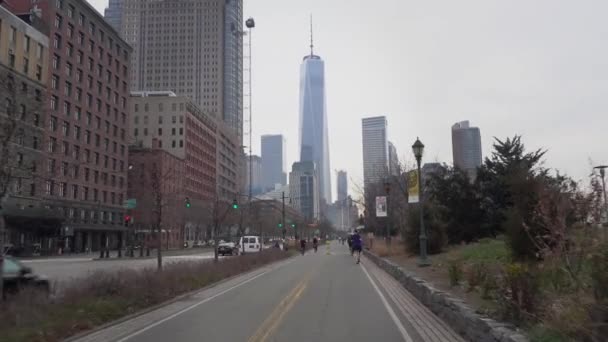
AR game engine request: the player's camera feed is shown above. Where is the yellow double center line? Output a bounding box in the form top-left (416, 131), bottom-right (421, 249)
top-left (248, 273), bottom-right (311, 342)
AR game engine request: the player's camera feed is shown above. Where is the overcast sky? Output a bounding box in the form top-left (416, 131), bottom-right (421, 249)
top-left (90, 0), bottom-right (607, 200)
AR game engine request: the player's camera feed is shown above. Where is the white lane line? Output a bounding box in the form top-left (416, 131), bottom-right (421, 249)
top-left (361, 263), bottom-right (413, 342)
top-left (115, 266), bottom-right (277, 342)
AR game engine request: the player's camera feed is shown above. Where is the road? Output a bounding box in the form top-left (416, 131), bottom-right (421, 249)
top-left (20, 250), bottom-right (217, 284)
top-left (73, 243), bottom-right (465, 342)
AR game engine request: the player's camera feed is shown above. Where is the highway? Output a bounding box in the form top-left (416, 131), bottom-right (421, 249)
top-left (72, 242), bottom-right (465, 342)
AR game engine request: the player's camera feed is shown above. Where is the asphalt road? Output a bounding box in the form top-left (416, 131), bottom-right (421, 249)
top-left (73, 242), bottom-right (465, 342)
top-left (20, 250), bottom-right (217, 284)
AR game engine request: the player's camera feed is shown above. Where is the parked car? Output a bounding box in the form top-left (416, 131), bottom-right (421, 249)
top-left (239, 236), bottom-right (261, 254)
top-left (218, 242), bottom-right (237, 256)
top-left (2, 256), bottom-right (50, 299)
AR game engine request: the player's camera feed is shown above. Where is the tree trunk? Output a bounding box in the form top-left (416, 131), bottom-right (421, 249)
top-left (156, 225), bottom-right (162, 270)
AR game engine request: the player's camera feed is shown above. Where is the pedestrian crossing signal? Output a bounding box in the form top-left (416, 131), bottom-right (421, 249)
top-left (232, 199), bottom-right (238, 209)
top-left (185, 197), bottom-right (191, 208)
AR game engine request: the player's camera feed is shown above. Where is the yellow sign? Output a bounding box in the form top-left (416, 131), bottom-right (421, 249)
top-left (408, 170), bottom-right (419, 203)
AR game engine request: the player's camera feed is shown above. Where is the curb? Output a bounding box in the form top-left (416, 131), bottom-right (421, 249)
top-left (64, 253), bottom-right (294, 342)
top-left (363, 250), bottom-right (529, 342)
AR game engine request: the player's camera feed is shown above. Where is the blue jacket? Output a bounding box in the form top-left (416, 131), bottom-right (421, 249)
top-left (352, 233), bottom-right (362, 248)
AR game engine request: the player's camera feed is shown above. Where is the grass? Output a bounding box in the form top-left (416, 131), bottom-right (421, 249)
top-left (0, 250), bottom-right (291, 342)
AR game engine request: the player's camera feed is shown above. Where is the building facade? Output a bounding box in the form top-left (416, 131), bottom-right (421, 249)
top-left (245, 154), bottom-right (262, 195)
top-left (130, 92), bottom-right (217, 202)
top-left (388, 141), bottom-right (400, 176)
top-left (261, 134), bottom-right (286, 192)
top-left (362, 116), bottom-right (388, 191)
top-left (289, 161), bottom-right (320, 222)
top-left (127, 147), bottom-right (186, 250)
top-left (0, 5), bottom-right (62, 255)
top-left (299, 50), bottom-right (331, 202)
top-left (103, 0), bottom-right (122, 32)
top-left (451, 120), bottom-right (482, 180)
top-left (11, 0), bottom-right (132, 253)
top-left (105, 0), bottom-right (243, 143)
top-left (336, 170), bottom-right (348, 204)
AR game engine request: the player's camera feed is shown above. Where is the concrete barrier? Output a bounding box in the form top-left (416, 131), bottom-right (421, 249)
top-left (363, 250), bottom-right (529, 342)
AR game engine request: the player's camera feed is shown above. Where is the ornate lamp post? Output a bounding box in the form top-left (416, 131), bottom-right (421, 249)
top-left (412, 138), bottom-right (430, 267)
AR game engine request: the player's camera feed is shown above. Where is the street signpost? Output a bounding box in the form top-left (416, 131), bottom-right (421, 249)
top-left (123, 198), bottom-right (137, 209)
top-left (376, 196), bottom-right (387, 217)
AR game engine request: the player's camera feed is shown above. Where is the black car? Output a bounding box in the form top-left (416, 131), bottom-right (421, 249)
top-left (217, 242), bottom-right (237, 256)
top-left (2, 256), bottom-right (50, 299)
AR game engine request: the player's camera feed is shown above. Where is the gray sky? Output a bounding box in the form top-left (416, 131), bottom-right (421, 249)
top-left (91, 0), bottom-right (607, 199)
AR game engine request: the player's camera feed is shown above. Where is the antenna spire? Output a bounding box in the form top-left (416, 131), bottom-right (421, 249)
top-left (309, 14), bottom-right (314, 56)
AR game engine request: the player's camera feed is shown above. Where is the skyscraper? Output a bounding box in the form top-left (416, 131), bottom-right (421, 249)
top-left (298, 23), bottom-right (331, 203)
top-left (388, 141), bottom-right (400, 176)
top-left (289, 161), bottom-right (320, 221)
top-left (362, 116), bottom-right (389, 190)
top-left (336, 170), bottom-right (348, 204)
top-left (246, 155), bottom-right (263, 195)
top-left (452, 120), bottom-right (482, 179)
top-left (104, 0), bottom-right (243, 143)
top-left (261, 135), bottom-right (286, 191)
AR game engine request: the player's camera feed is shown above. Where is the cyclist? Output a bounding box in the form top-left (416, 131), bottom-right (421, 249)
top-left (352, 230), bottom-right (363, 264)
top-left (312, 237), bottom-right (318, 253)
top-left (300, 238), bottom-right (307, 255)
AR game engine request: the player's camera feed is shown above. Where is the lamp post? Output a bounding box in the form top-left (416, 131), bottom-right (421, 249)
top-left (412, 137), bottom-right (430, 267)
top-left (245, 17), bottom-right (255, 210)
top-left (384, 178), bottom-right (391, 247)
top-left (594, 165), bottom-right (608, 225)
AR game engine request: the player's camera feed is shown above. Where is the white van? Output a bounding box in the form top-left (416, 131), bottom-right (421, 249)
top-left (239, 236), bottom-right (261, 254)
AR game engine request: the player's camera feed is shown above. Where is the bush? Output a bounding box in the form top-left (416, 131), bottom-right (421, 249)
top-left (0, 250), bottom-right (289, 342)
top-left (448, 260), bottom-right (463, 287)
top-left (498, 262), bottom-right (540, 322)
top-left (466, 262), bottom-right (488, 291)
top-left (403, 202), bottom-right (447, 255)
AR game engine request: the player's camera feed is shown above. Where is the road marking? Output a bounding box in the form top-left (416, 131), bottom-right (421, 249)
top-left (114, 267), bottom-right (277, 342)
top-left (248, 274), bottom-right (310, 342)
top-left (361, 262), bottom-right (413, 342)
top-left (21, 258), bottom-right (94, 263)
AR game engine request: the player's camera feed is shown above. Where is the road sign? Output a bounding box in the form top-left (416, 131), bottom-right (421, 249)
top-left (123, 198), bottom-right (137, 209)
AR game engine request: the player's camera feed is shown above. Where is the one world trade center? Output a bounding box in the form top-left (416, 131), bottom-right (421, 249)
top-left (298, 25), bottom-right (331, 203)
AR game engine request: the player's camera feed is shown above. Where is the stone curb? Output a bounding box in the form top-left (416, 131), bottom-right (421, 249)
top-left (363, 250), bottom-right (529, 342)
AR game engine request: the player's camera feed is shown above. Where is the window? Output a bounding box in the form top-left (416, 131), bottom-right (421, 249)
top-left (16, 153), bottom-right (23, 166)
top-left (172, 116), bottom-right (177, 124)
top-left (9, 26), bottom-right (16, 44)
top-left (134, 116), bottom-right (139, 124)
top-left (120, 129), bottom-right (125, 140)
top-left (134, 128), bottom-right (138, 136)
top-left (104, 138), bottom-right (109, 151)
top-left (48, 137), bottom-right (56, 152)
top-left (72, 145), bottom-right (79, 160)
top-left (59, 182), bottom-right (66, 197)
top-left (179, 127), bottom-right (183, 135)
top-left (61, 162), bottom-right (68, 176)
top-left (143, 128), bottom-right (148, 136)
top-left (64, 81), bottom-right (71, 96)
top-left (47, 159), bottom-right (56, 174)
top-left (84, 149), bottom-right (90, 162)
top-left (75, 107), bottom-right (81, 120)
top-left (179, 115), bottom-right (184, 123)
top-left (76, 68), bottom-right (82, 82)
top-left (84, 130), bottom-right (90, 144)
top-left (104, 155), bottom-right (108, 168)
top-left (24, 35), bottom-right (30, 52)
top-left (113, 125), bottom-right (117, 137)
top-left (84, 168), bottom-right (90, 181)
top-left (55, 0), bottom-right (63, 9)
top-left (36, 43), bottom-right (43, 59)
top-left (50, 116), bottom-right (57, 131)
top-left (63, 101), bottom-right (70, 116)
top-left (74, 126), bottom-right (80, 140)
top-left (158, 128), bottom-right (162, 136)
top-left (65, 62), bottom-right (72, 77)
top-left (94, 170), bottom-right (99, 184)
top-left (33, 114), bottom-right (40, 127)
top-left (67, 23), bottom-right (73, 38)
top-left (95, 116), bottom-right (101, 129)
top-left (67, 4), bottom-right (74, 18)
top-left (19, 104), bottom-right (25, 120)
top-left (172, 140), bottom-right (176, 148)
top-left (78, 32), bottom-right (84, 45)
top-left (76, 51), bottom-right (83, 64)
top-left (61, 121), bottom-right (70, 137)
top-left (46, 181), bottom-right (53, 195)
top-left (53, 34), bottom-right (62, 49)
top-left (179, 140), bottom-right (183, 148)
top-left (86, 112), bottom-right (91, 125)
top-left (22, 57), bottom-right (29, 74)
top-left (95, 134), bottom-right (100, 147)
top-left (35, 65), bottom-right (42, 81)
top-left (158, 116), bottom-right (163, 124)
top-left (32, 136), bottom-right (39, 149)
top-left (62, 141), bottom-right (69, 156)
top-left (83, 187), bottom-right (88, 201)
top-left (51, 75), bottom-right (59, 89)
top-left (171, 128), bottom-right (176, 136)
top-left (51, 95), bottom-right (58, 110)
top-left (143, 116), bottom-right (148, 124)
top-left (72, 185), bottom-right (78, 199)
top-left (76, 87), bottom-right (82, 101)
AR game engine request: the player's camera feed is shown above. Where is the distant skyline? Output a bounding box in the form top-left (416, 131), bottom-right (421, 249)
top-left (91, 0), bottom-right (608, 198)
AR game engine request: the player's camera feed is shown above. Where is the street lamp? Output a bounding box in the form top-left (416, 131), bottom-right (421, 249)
top-left (412, 137), bottom-right (430, 267)
top-left (384, 178), bottom-right (391, 246)
top-left (594, 165), bottom-right (608, 225)
top-left (245, 17), bottom-right (255, 209)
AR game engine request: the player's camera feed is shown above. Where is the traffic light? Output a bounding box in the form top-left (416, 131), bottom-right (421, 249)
top-left (278, 223), bottom-right (283, 228)
top-left (185, 197), bottom-right (191, 208)
top-left (124, 215), bottom-right (131, 227)
top-left (291, 223), bottom-right (296, 228)
top-left (232, 199), bottom-right (238, 209)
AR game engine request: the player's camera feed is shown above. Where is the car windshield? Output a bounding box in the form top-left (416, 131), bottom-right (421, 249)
top-left (3, 258), bottom-right (22, 274)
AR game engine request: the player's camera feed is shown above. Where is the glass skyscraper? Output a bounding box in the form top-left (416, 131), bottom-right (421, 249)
top-left (299, 53), bottom-right (331, 203)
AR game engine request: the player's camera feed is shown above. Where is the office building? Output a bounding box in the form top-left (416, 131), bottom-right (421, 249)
top-left (336, 170), bottom-right (348, 204)
top-left (104, 0), bottom-right (244, 143)
top-left (11, 0), bottom-right (132, 253)
top-left (452, 121), bottom-right (482, 180)
top-left (289, 161), bottom-right (320, 221)
top-left (362, 116), bottom-right (388, 191)
top-left (127, 147), bottom-right (185, 249)
top-left (0, 5), bottom-right (56, 253)
top-left (245, 154), bottom-right (262, 195)
top-left (103, 0), bottom-right (122, 32)
top-left (298, 34), bottom-right (331, 202)
top-left (261, 134), bottom-right (286, 191)
top-left (388, 141), bottom-right (400, 176)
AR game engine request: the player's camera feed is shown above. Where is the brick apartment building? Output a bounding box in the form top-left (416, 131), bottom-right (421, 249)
top-left (127, 145), bottom-right (185, 250)
top-left (10, 0), bottom-right (132, 253)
